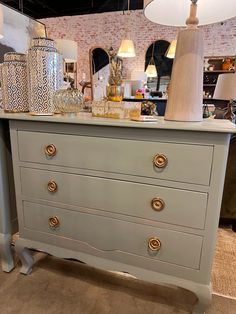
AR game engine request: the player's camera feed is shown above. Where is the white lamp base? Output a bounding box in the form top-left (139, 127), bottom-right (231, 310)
top-left (164, 28), bottom-right (204, 122)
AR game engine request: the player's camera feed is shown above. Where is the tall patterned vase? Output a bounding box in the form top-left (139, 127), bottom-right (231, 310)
top-left (27, 37), bottom-right (63, 115)
top-left (0, 52), bottom-right (28, 112)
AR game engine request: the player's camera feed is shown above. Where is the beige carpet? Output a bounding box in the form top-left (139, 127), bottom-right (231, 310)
top-left (0, 227), bottom-right (234, 314)
top-left (212, 227), bottom-right (236, 298)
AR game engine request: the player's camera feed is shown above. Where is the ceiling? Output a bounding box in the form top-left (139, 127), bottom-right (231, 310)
top-left (1, 0), bottom-right (144, 20)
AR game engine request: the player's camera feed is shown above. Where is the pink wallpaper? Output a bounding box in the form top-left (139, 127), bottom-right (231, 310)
top-left (40, 10), bottom-right (236, 86)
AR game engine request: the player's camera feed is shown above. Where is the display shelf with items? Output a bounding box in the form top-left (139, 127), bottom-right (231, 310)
top-left (203, 56), bottom-right (235, 98)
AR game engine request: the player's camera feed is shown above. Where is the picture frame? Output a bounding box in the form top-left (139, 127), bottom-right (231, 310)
top-left (0, 3), bottom-right (46, 62)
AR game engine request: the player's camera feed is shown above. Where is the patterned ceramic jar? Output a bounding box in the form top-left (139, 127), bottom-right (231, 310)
top-left (4, 52), bottom-right (27, 62)
top-left (27, 37), bottom-right (63, 115)
top-left (0, 52), bottom-right (29, 112)
top-left (31, 37), bottom-right (56, 49)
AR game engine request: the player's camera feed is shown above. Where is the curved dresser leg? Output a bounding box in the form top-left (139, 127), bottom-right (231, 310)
top-left (0, 233), bottom-right (14, 272)
top-left (192, 285), bottom-right (212, 314)
top-left (15, 241), bottom-right (34, 275)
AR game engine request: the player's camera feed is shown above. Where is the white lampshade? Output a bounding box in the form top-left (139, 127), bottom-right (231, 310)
top-left (0, 4), bottom-right (4, 39)
top-left (145, 64), bottom-right (157, 77)
top-left (213, 73), bottom-right (236, 100)
top-left (117, 39), bottom-right (136, 58)
top-left (144, 0), bottom-right (236, 26)
top-left (166, 39), bottom-right (177, 59)
top-left (55, 39), bottom-right (78, 62)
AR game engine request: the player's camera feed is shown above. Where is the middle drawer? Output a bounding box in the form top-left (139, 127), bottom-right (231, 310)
top-left (20, 167), bottom-right (208, 229)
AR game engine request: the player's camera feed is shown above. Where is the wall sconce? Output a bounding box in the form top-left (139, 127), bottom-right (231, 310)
top-left (144, 0), bottom-right (236, 122)
top-left (117, 0), bottom-right (136, 58)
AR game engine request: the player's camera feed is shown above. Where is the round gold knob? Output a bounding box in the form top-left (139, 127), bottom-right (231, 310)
top-left (45, 144), bottom-right (57, 157)
top-left (151, 198), bottom-right (165, 211)
top-left (153, 154), bottom-right (168, 168)
top-left (148, 237), bottom-right (161, 251)
top-left (48, 216), bottom-right (60, 228)
top-left (47, 180), bottom-right (58, 193)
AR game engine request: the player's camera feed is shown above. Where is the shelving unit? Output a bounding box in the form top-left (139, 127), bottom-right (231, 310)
top-left (203, 56), bottom-right (235, 98)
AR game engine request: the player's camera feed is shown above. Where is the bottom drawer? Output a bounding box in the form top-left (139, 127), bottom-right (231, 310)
top-left (22, 201), bottom-right (203, 270)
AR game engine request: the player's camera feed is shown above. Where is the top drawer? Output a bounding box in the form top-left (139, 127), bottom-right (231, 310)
top-left (17, 131), bottom-right (213, 185)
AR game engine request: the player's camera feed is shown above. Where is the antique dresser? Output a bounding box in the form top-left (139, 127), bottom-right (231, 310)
top-left (0, 113), bottom-right (235, 314)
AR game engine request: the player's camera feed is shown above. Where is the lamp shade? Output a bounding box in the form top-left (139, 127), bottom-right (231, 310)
top-left (0, 4), bottom-right (3, 39)
top-left (166, 40), bottom-right (177, 59)
top-left (55, 39), bottom-right (78, 62)
top-left (117, 39), bottom-right (136, 58)
top-left (145, 64), bottom-right (157, 77)
top-left (144, 0), bottom-right (236, 26)
top-left (213, 73), bottom-right (236, 100)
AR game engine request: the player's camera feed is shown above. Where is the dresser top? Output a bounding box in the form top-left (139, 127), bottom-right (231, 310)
top-left (1, 111), bottom-right (236, 133)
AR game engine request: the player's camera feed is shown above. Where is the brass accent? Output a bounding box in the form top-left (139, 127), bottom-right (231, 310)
top-left (153, 154), bottom-right (168, 168)
top-left (48, 216), bottom-right (60, 228)
top-left (148, 237), bottom-right (161, 251)
top-left (151, 197), bottom-right (165, 211)
top-left (47, 180), bottom-right (58, 193)
top-left (45, 144), bottom-right (57, 157)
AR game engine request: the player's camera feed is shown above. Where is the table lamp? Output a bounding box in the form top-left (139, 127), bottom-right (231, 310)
top-left (213, 73), bottom-right (236, 121)
top-left (144, 0), bottom-right (236, 122)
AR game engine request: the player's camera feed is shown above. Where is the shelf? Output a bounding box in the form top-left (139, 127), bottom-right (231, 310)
top-left (204, 70), bottom-right (235, 73)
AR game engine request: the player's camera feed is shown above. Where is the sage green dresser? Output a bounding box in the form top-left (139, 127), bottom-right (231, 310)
top-left (3, 113), bottom-right (236, 314)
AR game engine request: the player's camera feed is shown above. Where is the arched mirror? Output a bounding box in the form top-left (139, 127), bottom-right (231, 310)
top-left (145, 40), bottom-right (173, 96)
top-left (89, 47), bottom-right (109, 100)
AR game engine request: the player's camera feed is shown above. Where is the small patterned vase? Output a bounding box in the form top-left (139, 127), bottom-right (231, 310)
top-left (0, 52), bottom-right (29, 112)
top-left (27, 37), bottom-right (63, 115)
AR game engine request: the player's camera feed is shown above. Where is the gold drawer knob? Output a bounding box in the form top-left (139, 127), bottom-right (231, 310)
top-left (45, 144), bottom-right (57, 157)
top-left (48, 216), bottom-right (60, 228)
top-left (153, 154), bottom-right (168, 168)
top-left (148, 237), bottom-right (161, 251)
top-left (47, 180), bottom-right (58, 193)
top-left (151, 198), bottom-right (165, 211)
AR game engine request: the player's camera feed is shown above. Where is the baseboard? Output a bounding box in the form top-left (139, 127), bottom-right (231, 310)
top-left (213, 292), bottom-right (236, 300)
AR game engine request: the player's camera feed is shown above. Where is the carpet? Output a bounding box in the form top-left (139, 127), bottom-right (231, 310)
top-left (0, 253), bottom-right (236, 314)
top-left (212, 227), bottom-right (236, 298)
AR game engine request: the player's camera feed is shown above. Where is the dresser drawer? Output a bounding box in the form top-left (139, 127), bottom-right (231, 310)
top-left (21, 167), bottom-right (208, 229)
top-left (18, 131), bottom-right (213, 185)
top-left (23, 201), bottom-right (203, 270)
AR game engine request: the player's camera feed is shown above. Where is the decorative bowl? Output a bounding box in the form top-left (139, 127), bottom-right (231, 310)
top-left (53, 88), bottom-right (84, 115)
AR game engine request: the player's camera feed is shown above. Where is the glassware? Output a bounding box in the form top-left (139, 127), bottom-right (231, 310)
top-left (106, 85), bottom-right (124, 102)
top-left (53, 88), bottom-right (84, 115)
top-left (224, 102), bottom-right (236, 123)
